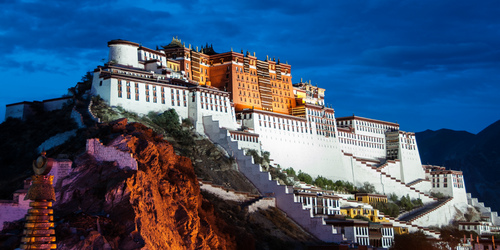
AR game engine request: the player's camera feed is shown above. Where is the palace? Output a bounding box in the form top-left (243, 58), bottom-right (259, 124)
top-left (92, 38), bottom-right (426, 185)
top-left (6, 37), bottom-right (499, 248)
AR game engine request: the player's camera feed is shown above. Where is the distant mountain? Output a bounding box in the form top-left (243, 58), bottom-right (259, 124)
top-left (416, 120), bottom-right (500, 213)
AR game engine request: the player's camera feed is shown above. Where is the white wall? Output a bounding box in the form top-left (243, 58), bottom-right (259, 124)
top-left (5, 103), bottom-right (26, 120)
top-left (399, 133), bottom-right (425, 183)
top-left (109, 43), bottom-right (140, 68)
top-left (43, 98), bottom-right (72, 111)
top-left (410, 199), bottom-right (469, 227)
top-left (203, 116), bottom-right (343, 242)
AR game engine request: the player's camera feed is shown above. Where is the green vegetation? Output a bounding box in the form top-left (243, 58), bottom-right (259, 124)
top-left (148, 110), bottom-right (195, 147)
top-left (281, 167), bottom-right (357, 193)
top-left (353, 215), bottom-right (371, 222)
top-left (245, 149), bottom-right (268, 165)
top-left (372, 194), bottom-right (424, 217)
top-left (357, 182), bottom-right (376, 193)
top-left (399, 194), bottom-right (424, 211)
top-left (372, 201), bottom-right (400, 218)
top-left (297, 171), bottom-right (313, 184)
top-left (431, 191), bottom-right (448, 200)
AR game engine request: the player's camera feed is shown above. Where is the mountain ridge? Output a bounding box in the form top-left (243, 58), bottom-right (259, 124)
top-left (416, 119), bottom-right (500, 212)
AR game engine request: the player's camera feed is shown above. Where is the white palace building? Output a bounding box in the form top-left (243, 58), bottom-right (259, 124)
top-left (6, 38), bottom-right (499, 247)
top-left (89, 39), bottom-right (432, 192)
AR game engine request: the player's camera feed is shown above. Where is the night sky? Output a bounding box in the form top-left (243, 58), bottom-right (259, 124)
top-left (1, 0), bottom-right (499, 134)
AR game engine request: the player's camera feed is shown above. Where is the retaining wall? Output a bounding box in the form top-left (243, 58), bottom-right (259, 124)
top-left (86, 138), bottom-right (137, 170)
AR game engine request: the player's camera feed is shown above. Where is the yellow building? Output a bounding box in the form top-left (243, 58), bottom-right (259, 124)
top-left (340, 206), bottom-right (389, 223)
top-left (355, 193), bottom-right (388, 204)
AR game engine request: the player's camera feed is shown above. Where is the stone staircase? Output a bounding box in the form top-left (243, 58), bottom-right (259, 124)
top-left (384, 216), bottom-right (441, 238)
top-left (398, 198), bottom-right (453, 222)
top-left (467, 193), bottom-right (500, 225)
top-left (203, 116), bottom-right (343, 242)
top-left (406, 178), bottom-right (426, 187)
top-left (347, 153), bottom-right (436, 203)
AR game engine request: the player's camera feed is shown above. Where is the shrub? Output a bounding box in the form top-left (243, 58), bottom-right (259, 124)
top-left (245, 149), bottom-right (263, 165)
top-left (372, 201), bottom-right (400, 217)
top-left (297, 171), bottom-right (313, 184)
top-left (358, 182), bottom-right (376, 193)
top-left (149, 109), bottom-right (194, 146)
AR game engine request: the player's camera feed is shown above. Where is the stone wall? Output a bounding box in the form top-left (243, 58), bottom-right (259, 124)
top-left (0, 192), bottom-right (30, 230)
top-left (86, 138), bottom-right (138, 171)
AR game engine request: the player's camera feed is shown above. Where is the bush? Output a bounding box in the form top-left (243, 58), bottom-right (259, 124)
top-left (389, 193), bottom-right (399, 203)
top-left (431, 192), bottom-right (446, 199)
top-left (181, 118), bottom-right (193, 128)
top-left (245, 149), bottom-right (263, 165)
top-left (297, 171), bottom-right (313, 184)
top-left (412, 198), bottom-right (423, 207)
top-left (284, 167), bottom-right (296, 177)
top-left (149, 109), bottom-right (194, 146)
top-left (358, 182), bottom-right (376, 193)
top-left (353, 215), bottom-right (371, 221)
top-left (372, 201), bottom-right (400, 217)
top-left (400, 194), bottom-right (414, 211)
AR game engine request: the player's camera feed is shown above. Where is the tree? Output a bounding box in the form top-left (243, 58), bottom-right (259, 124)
top-left (150, 109), bottom-right (181, 132)
top-left (297, 171), bottom-right (313, 184)
top-left (149, 109), bottom-right (194, 146)
top-left (389, 193), bottom-right (399, 203)
top-left (314, 176), bottom-right (328, 188)
top-left (400, 194), bottom-right (414, 211)
top-left (245, 149), bottom-right (263, 165)
top-left (412, 198), bottom-right (423, 207)
top-left (372, 201), bottom-right (400, 217)
top-left (262, 151), bottom-right (270, 163)
top-left (358, 182), bottom-right (376, 193)
top-left (284, 167), bottom-right (296, 177)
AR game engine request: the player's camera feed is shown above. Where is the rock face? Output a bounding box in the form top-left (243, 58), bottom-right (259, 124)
top-left (55, 120), bottom-right (237, 249)
top-left (122, 122), bottom-right (236, 249)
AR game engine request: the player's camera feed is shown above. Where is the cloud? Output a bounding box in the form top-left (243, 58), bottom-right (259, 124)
top-left (358, 43), bottom-right (500, 73)
top-left (0, 0), bottom-right (499, 133)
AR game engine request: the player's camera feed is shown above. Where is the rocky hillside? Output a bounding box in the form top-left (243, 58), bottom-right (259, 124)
top-left (416, 120), bottom-right (500, 212)
top-left (0, 108), bottom-right (319, 249)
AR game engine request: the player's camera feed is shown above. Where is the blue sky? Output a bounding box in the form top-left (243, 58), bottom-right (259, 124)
top-left (0, 0), bottom-right (499, 134)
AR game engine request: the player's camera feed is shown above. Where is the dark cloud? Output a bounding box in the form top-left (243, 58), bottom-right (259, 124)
top-left (359, 43), bottom-right (500, 72)
top-left (0, 0), bottom-right (499, 133)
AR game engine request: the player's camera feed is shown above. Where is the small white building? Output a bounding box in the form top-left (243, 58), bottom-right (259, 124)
top-left (458, 221), bottom-right (499, 236)
top-left (425, 165), bottom-right (468, 203)
top-left (327, 219), bottom-right (371, 246)
top-left (294, 189), bottom-right (341, 216)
